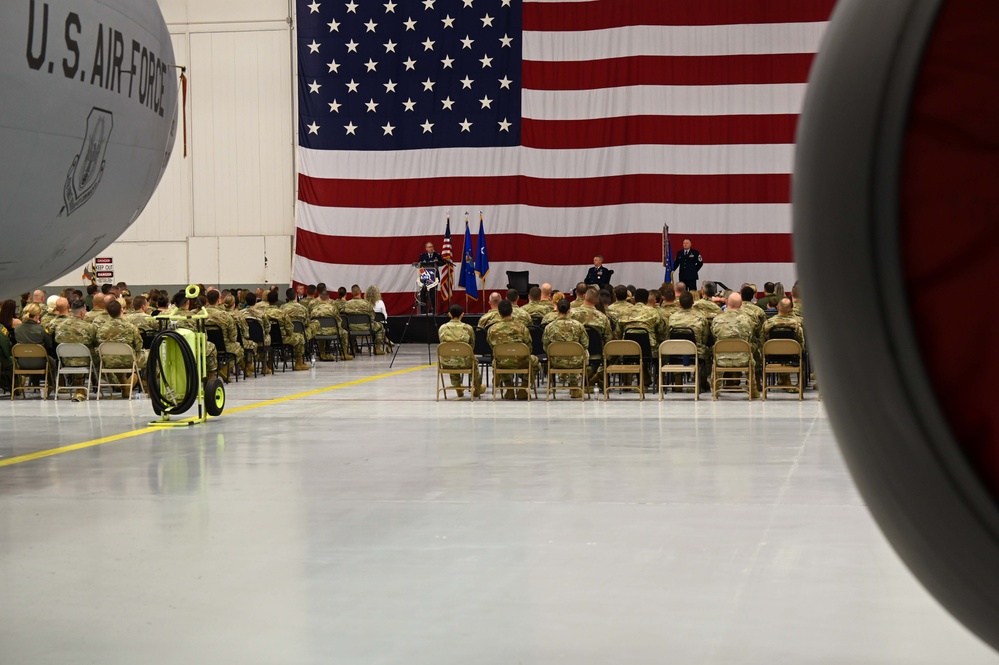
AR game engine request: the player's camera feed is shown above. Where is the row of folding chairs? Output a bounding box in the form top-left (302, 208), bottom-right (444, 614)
top-left (8, 342), bottom-right (140, 400)
top-left (437, 337), bottom-right (807, 402)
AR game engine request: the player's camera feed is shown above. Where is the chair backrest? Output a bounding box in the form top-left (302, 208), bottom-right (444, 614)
top-left (316, 316), bottom-right (340, 333)
top-left (763, 339), bottom-right (802, 357)
top-left (492, 342), bottom-right (531, 361)
top-left (12, 343), bottom-right (48, 370)
top-left (345, 313), bottom-right (371, 330)
top-left (12, 343), bottom-right (47, 359)
top-left (99, 341), bottom-right (135, 359)
top-left (767, 325), bottom-right (798, 340)
top-left (141, 329), bottom-right (157, 349)
top-left (603, 339), bottom-right (641, 359)
top-left (669, 326), bottom-right (697, 344)
top-left (623, 328), bottom-right (652, 357)
top-left (245, 318), bottom-right (266, 345)
top-left (659, 339), bottom-right (697, 357)
top-left (205, 325), bottom-right (227, 352)
top-left (270, 321), bottom-right (284, 346)
top-left (292, 319), bottom-right (306, 335)
top-left (374, 312), bottom-right (387, 324)
top-left (546, 341), bottom-right (585, 360)
top-left (528, 325), bottom-right (544, 356)
top-left (506, 270), bottom-right (530, 293)
top-left (437, 342), bottom-right (473, 366)
top-left (56, 343), bottom-right (92, 361)
top-left (473, 327), bottom-right (492, 356)
top-left (713, 338), bottom-right (751, 356)
top-left (585, 326), bottom-right (604, 357)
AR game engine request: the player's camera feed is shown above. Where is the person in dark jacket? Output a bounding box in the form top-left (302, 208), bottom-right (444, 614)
top-left (674, 238), bottom-right (704, 290)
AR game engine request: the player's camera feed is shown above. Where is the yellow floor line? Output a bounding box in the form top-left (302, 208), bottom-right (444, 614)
top-left (0, 364), bottom-right (432, 468)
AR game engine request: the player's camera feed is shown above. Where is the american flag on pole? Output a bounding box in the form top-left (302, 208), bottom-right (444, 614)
top-left (294, 0), bottom-right (837, 313)
top-left (440, 216), bottom-right (453, 301)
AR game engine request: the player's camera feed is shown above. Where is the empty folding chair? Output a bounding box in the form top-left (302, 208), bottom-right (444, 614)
top-left (55, 343), bottom-right (94, 400)
top-left (603, 339), bottom-right (644, 400)
top-left (97, 342), bottom-right (137, 400)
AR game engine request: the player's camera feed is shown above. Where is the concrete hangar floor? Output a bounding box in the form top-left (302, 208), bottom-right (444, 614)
top-left (0, 346), bottom-right (994, 664)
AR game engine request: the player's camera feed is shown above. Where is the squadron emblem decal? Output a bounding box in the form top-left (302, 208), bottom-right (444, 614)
top-left (62, 107), bottom-right (114, 216)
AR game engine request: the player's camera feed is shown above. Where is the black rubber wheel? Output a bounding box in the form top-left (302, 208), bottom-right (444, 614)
top-left (204, 377), bottom-right (225, 417)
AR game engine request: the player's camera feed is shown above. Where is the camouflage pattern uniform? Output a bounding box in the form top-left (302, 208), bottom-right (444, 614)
top-left (668, 308), bottom-right (711, 367)
top-left (542, 317), bottom-right (588, 387)
top-left (606, 301), bottom-right (636, 331)
top-left (569, 305), bottom-right (613, 345)
top-left (41, 308), bottom-right (59, 330)
top-left (86, 310), bottom-right (110, 328)
top-left (486, 319), bottom-right (538, 392)
top-left (792, 301), bottom-right (804, 319)
top-left (616, 303), bottom-right (667, 356)
top-left (438, 319), bottom-right (481, 389)
top-left (54, 317), bottom-right (96, 367)
top-left (477, 308), bottom-right (502, 329)
top-left (521, 301), bottom-right (555, 324)
top-left (540, 310), bottom-right (560, 326)
top-left (711, 310), bottom-right (759, 390)
top-left (692, 298), bottom-right (723, 327)
top-left (763, 313), bottom-right (805, 347)
top-left (265, 304), bottom-right (306, 360)
top-left (96, 317), bottom-right (147, 370)
top-left (342, 298), bottom-right (386, 350)
top-left (659, 302), bottom-right (680, 329)
top-left (126, 312), bottom-right (158, 334)
top-left (511, 306), bottom-right (533, 328)
top-left (245, 303), bottom-right (273, 347)
top-left (739, 304), bottom-right (767, 349)
top-left (281, 300), bottom-right (316, 341)
top-left (569, 298), bottom-right (584, 309)
top-left (206, 305), bottom-right (244, 365)
top-left (310, 300), bottom-right (352, 359)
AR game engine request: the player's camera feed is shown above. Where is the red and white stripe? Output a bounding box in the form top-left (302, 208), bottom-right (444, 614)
top-left (293, 0), bottom-right (836, 313)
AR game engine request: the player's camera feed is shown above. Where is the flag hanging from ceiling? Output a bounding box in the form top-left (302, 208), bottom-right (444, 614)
top-left (439, 216), bottom-right (453, 301)
top-left (293, 0), bottom-right (837, 313)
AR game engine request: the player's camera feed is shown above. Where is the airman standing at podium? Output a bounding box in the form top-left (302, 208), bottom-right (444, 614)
top-left (417, 241), bottom-right (446, 315)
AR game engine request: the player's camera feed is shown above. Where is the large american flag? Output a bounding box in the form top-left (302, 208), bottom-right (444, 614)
top-left (294, 0), bottom-right (837, 313)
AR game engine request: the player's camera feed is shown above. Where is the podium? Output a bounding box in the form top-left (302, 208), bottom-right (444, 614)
top-left (414, 260), bottom-right (442, 315)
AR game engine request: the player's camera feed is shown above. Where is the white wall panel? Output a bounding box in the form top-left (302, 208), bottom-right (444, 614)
top-left (119, 32), bottom-right (192, 244)
top-left (219, 237), bottom-right (266, 284)
top-left (160, 0), bottom-right (289, 26)
top-left (188, 237), bottom-right (220, 284)
top-left (264, 235), bottom-right (292, 284)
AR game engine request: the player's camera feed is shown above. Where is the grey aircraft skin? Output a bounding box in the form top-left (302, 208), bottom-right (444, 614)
top-left (0, 0), bottom-right (177, 296)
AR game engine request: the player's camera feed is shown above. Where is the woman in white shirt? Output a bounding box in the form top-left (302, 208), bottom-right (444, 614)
top-left (365, 285), bottom-right (392, 349)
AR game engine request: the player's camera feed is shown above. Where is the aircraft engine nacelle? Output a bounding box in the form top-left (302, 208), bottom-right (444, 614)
top-left (0, 0), bottom-right (178, 295)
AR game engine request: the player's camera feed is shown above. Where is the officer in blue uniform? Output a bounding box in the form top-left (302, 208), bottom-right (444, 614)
top-left (584, 255), bottom-right (613, 288)
top-left (674, 238), bottom-right (704, 290)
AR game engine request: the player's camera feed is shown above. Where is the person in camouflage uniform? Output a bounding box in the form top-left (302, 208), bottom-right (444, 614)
top-left (47, 298), bottom-right (71, 334)
top-left (521, 286), bottom-right (555, 324)
top-left (40, 295), bottom-right (60, 330)
top-left (615, 288), bottom-right (667, 357)
top-left (95, 300), bottom-right (145, 397)
top-left (738, 285), bottom-right (767, 346)
top-left (299, 284), bottom-right (319, 318)
top-left (281, 287), bottom-right (316, 342)
top-left (477, 292), bottom-right (504, 329)
top-left (437, 304), bottom-right (484, 397)
top-left (310, 292), bottom-right (353, 361)
top-left (763, 298), bottom-right (805, 346)
top-left (606, 285), bottom-right (635, 331)
top-left (667, 292), bottom-right (711, 392)
top-left (343, 286), bottom-right (386, 355)
top-left (54, 300), bottom-right (96, 401)
top-left (503, 289), bottom-right (534, 328)
top-left (569, 289), bottom-right (612, 387)
top-left (567, 283), bottom-right (587, 309)
top-left (486, 300), bottom-right (537, 399)
top-left (205, 289), bottom-right (245, 372)
top-left (659, 289), bottom-right (680, 327)
top-left (543, 299), bottom-right (589, 394)
top-left (86, 293), bottom-right (110, 327)
top-left (692, 282), bottom-right (723, 325)
top-left (791, 283), bottom-right (804, 320)
top-left (711, 293), bottom-right (760, 396)
top-left (264, 290), bottom-right (309, 370)
top-left (125, 295), bottom-right (157, 333)
top-left (236, 292), bottom-right (271, 373)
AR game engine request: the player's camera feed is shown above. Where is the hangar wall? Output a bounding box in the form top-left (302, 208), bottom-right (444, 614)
top-left (49, 0), bottom-right (297, 289)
